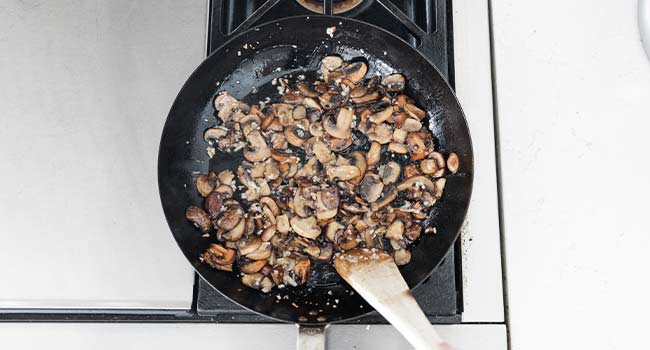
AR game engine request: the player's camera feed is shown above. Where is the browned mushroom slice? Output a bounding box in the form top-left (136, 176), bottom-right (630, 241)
top-left (186, 206), bottom-right (212, 234)
top-left (271, 149), bottom-right (299, 164)
top-left (283, 125), bottom-right (310, 148)
top-left (404, 103), bottom-right (426, 120)
top-left (324, 107), bottom-right (353, 139)
top-left (393, 249), bottom-right (412, 266)
top-left (302, 97), bottom-right (323, 111)
top-left (294, 258), bottom-right (311, 284)
top-left (239, 259), bottom-right (267, 274)
top-left (296, 81), bottom-right (320, 98)
top-left (349, 151), bottom-right (367, 185)
top-left (328, 136), bottom-right (353, 152)
top-left (392, 128), bottom-right (408, 143)
top-left (382, 73), bottom-right (406, 92)
top-left (424, 151), bottom-right (446, 178)
top-left (336, 225), bottom-right (360, 251)
top-left (217, 169), bottom-right (234, 185)
top-left (321, 55), bottom-right (344, 71)
top-left (351, 90), bottom-right (381, 105)
top-left (241, 273), bottom-right (274, 293)
top-left (403, 164), bottom-right (422, 179)
top-left (259, 197), bottom-right (279, 216)
top-left (271, 103), bottom-right (294, 126)
top-left (385, 220), bottom-right (405, 240)
top-left (405, 225), bottom-right (422, 241)
top-left (200, 244), bottom-right (236, 271)
top-left (217, 201), bottom-right (244, 230)
top-left (368, 123), bottom-right (393, 144)
top-left (357, 174), bottom-right (384, 203)
top-left (319, 90), bottom-right (347, 110)
top-left (290, 216), bottom-right (321, 239)
top-left (367, 141), bottom-right (381, 166)
top-left (308, 121), bottom-right (324, 137)
top-left (394, 94), bottom-right (409, 108)
top-left (204, 191), bottom-right (224, 218)
top-left (401, 118), bottom-right (422, 132)
top-left (213, 184), bottom-right (234, 197)
top-left (294, 157), bottom-right (319, 181)
top-left (239, 114), bottom-right (262, 136)
top-left (243, 130), bottom-right (271, 162)
top-left (434, 178), bottom-right (446, 199)
top-left (378, 161), bottom-right (401, 185)
top-left (316, 186), bottom-right (339, 220)
top-left (238, 236), bottom-right (263, 256)
top-left (447, 152), bottom-right (459, 174)
top-left (388, 142), bottom-right (408, 154)
top-left (261, 226), bottom-right (277, 242)
top-left (326, 164), bottom-right (361, 182)
top-left (397, 176), bottom-right (436, 192)
top-left (406, 132), bottom-right (427, 160)
top-left (214, 92), bottom-right (237, 111)
top-left (222, 217), bottom-right (245, 241)
top-left (369, 106), bottom-right (394, 124)
top-left (246, 241), bottom-right (273, 260)
top-left (325, 221), bottom-right (344, 242)
top-left (196, 171), bottom-right (218, 197)
top-left (276, 214), bottom-right (291, 234)
top-left (313, 138), bottom-right (334, 164)
top-left (281, 92), bottom-right (304, 105)
top-left (315, 243), bottom-right (334, 261)
top-left (342, 61), bottom-right (368, 82)
top-left (350, 85), bottom-right (367, 98)
top-left (370, 185), bottom-right (398, 211)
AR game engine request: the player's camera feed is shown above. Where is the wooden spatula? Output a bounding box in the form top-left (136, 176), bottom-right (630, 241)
top-left (334, 248), bottom-right (454, 350)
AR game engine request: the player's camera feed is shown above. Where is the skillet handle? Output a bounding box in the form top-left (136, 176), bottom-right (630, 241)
top-left (296, 325), bottom-right (327, 350)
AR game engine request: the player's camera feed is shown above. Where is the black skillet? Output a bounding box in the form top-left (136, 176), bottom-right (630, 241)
top-left (158, 16), bottom-right (473, 326)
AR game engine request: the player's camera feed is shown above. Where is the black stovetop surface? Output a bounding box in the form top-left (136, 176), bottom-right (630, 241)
top-left (200, 0), bottom-right (462, 324)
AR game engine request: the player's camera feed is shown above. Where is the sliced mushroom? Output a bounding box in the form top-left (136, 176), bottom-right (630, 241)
top-left (349, 151), bottom-right (367, 185)
top-left (239, 259), bottom-right (267, 274)
top-left (264, 159), bottom-right (280, 180)
top-left (319, 90), bottom-right (347, 110)
top-left (294, 258), bottom-right (311, 284)
top-left (246, 241), bottom-right (273, 260)
top-left (308, 121), bottom-right (324, 137)
top-left (382, 73), bottom-right (406, 92)
top-left (403, 164), bottom-right (422, 179)
top-left (243, 130), bottom-right (271, 162)
top-left (293, 186), bottom-right (315, 218)
top-left (290, 216), bottom-right (321, 239)
top-left (321, 55), bottom-right (344, 71)
top-left (397, 176), bottom-right (436, 192)
top-left (357, 174), bottom-right (384, 203)
top-left (217, 202), bottom-right (244, 230)
top-left (238, 236), bottom-right (263, 256)
top-left (405, 225), bottom-right (422, 241)
top-left (447, 152), bottom-right (459, 174)
top-left (406, 132), bottom-right (427, 160)
top-left (351, 89), bottom-right (381, 105)
top-left (313, 139), bottom-right (334, 164)
top-left (261, 226), bottom-right (277, 242)
top-left (315, 243), bottom-right (334, 261)
top-left (324, 107), bottom-right (353, 139)
top-left (292, 105), bottom-right (307, 119)
top-left (203, 126), bottom-right (228, 145)
top-left (404, 103), bottom-right (426, 120)
top-left (388, 142), bottom-right (408, 154)
top-left (303, 97), bottom-right (323, 111)
top-left (367, 123), bottom-right (393, 144)
top-left (424, 151), bottom-right (446, 178)
top-left (214, 184), bottom-right (234, 197)
top-left (196, 172), bottom-right (218, 197)
top-left (282, 92), bottom-right (304, 105)
top-left (200, 244), bottom-right (236, 271)
top-left (259, 197), bottom-right (279, 216)
top-left (241, 273), bottom-right (274, 293)
top-left (401, 118), bottom-right (422, 132)
top-left (271, 149), bottom-right (299, 164)
top-left (370, 185), bottom-right (398, 211)
top-left (186, 206), bottom-right (212, 234)
top-left (326, 165), bottom-right (361, 182)
top-left (295, 157), bottom-right (319, 180)
top-left (367, 141), bottom-right (381, 166)
top-left (434, 178), bottom-right (446, 199)
top-left (276, 214), bottom-right (291, 234)
top-left (315, 186), bottom-right (339, 220)
top-left (296, 81), bottom-right (319, 98)
top-left (385, 220), bottom-right (405, 240)
top-left (378, 161), bottom-right (401, 185)
top-left (222, 217), bottom-right (245, 241)
top-left (239, 114), bottom-right (262, 136)
top-left (342, 61), bottom-right (368, 82)
top-left (369, 106), bottom-right (393, 124)
top-left (336, 225), bottom-right (360, 251)
top-left (393, 249), bottom-right (412, 266)
top-left (284, 125), bottom-right (311, 147)
top-left (325, 221), bottom-right (344, 242)
top-left (204, 191), bottom-right (224, 218)
top-left (393, 128), bottom-right (408, 143)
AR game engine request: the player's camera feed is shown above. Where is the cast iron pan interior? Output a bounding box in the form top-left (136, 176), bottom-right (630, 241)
top-left (158, 15), bottom-right (473, 324)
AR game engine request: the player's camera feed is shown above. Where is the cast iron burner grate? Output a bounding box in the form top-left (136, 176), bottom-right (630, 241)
top-left (200, 0), bottom-right (461, 324)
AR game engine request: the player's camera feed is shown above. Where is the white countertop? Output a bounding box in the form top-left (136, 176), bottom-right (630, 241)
top-left (0, 0), bottom-right (206, 309)
top-left (493, 0), bottom-right (650, 349)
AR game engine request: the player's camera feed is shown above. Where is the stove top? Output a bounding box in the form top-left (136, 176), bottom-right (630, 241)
top-left (200, 0), bottom-right (462, 324)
